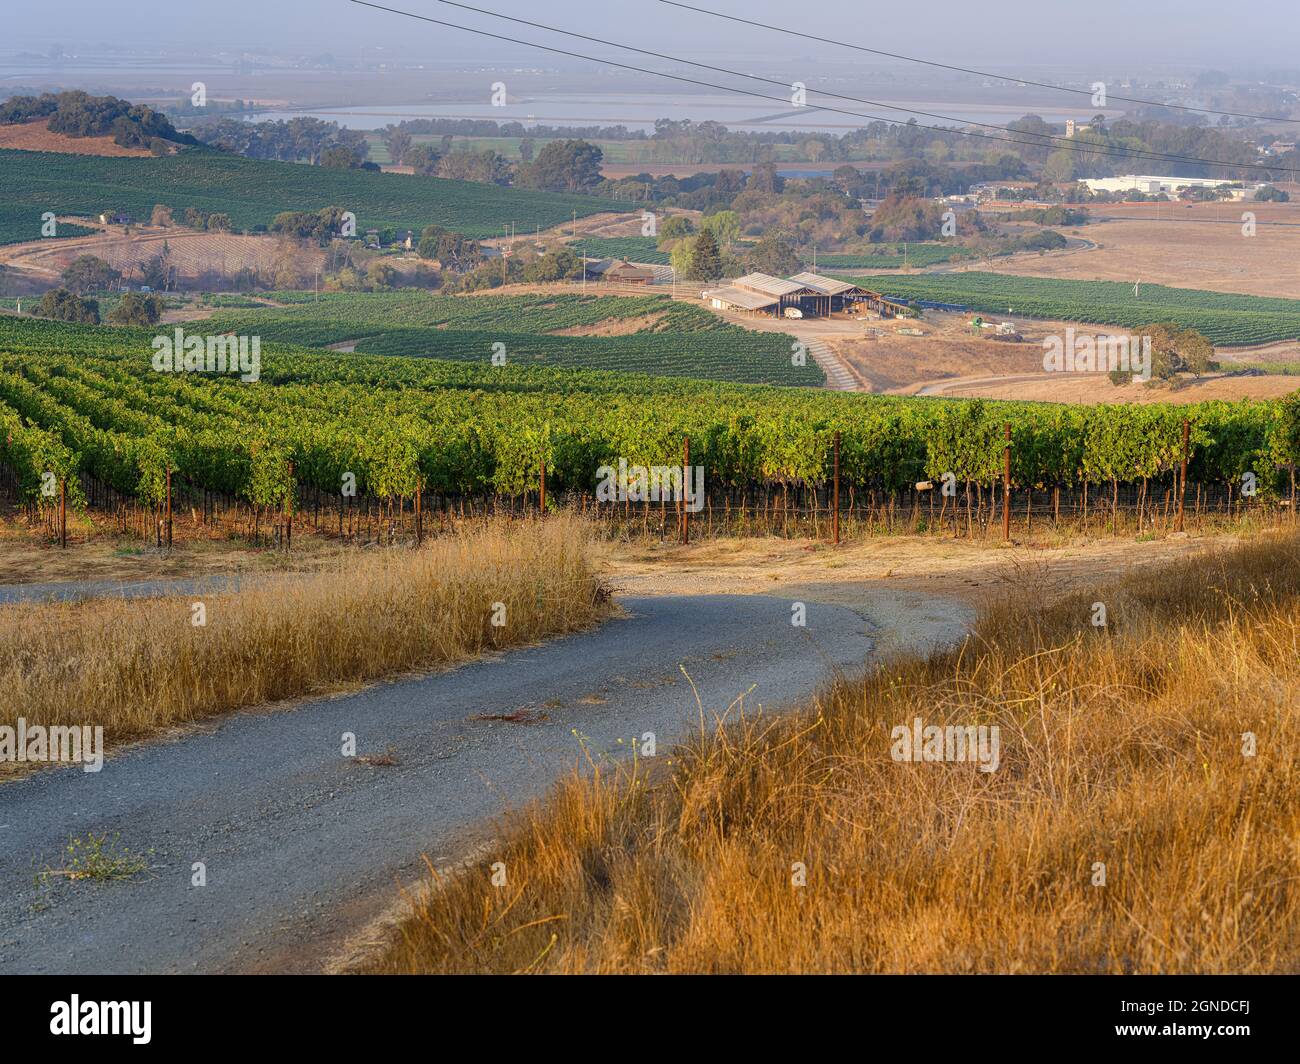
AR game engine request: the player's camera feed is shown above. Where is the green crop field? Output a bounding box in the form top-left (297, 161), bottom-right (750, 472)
top-left (847, 272), bottom-right (1300, 345)
top-left (0, 204), bottom-right (97, 247)
top-left (816, 244), bottom-right (973, 270)
top-left (569, 236), bottom-right (670, 264)
top-left (0, 314), bottom-right (1294, 508)
top-left (201, 291), bottom-right (818, 386)
top-left (0, 146), bottom-right (629, 242)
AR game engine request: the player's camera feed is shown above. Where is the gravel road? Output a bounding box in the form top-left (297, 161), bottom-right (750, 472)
top-left (0, 590), bottom-right (872, 974)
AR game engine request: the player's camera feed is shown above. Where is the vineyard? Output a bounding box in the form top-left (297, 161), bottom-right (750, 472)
top-left (568, 236), bottom-right (670, 264)
top-left (200, 291), bottom-right (819, 385)
top-left (850, 272), bottom-right (1300, 345)
top-left (0, 146), bottom-right (628, 241)
top-left (1, 316), bottom-right (1297, 545)
top-left (0, 205), bottom-right (96, 247)
top-left (816, 244), bottom-right (973, 270)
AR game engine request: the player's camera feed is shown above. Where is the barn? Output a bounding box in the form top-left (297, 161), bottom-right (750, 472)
top-left (700, 271), bottom-right (909, 319)
top-left (584, 258), bottom-right (656, 285)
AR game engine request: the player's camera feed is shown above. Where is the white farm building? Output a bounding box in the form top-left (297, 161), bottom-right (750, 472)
top-left (1083, 174), bottom-right (1264, 200)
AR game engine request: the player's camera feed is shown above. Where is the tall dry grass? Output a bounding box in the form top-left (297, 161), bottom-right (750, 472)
top-left (371, 531), bottom-right (1300, 974)
top-left (0, 516), bottom-right (609, 763)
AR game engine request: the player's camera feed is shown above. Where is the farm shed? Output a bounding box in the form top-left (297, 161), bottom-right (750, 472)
top-left (731, 272), bottom-right (819, 315)
top-left (584, 258), bottom-right (655, 284)
top-left (789, 272), bottom-right (865, 316)
top-left (701, 285), bottom-right (780, 314)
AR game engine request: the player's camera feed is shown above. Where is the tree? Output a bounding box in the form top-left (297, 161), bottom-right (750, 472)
top-left (1256, 185), bottom-right (1290, 202)
top-left (416, 224), bottom-right (482, 270)
top-left (687, 228), bottom-right (722, 280)
top-left (321, 144), bottom-right (363, 169)
top-left (61, 255), bottom-right (120, 294)
top-left (1146, 323), bottom-right (1214, 381)
top-left (366, 261), bottom-right (399, 290)
top-left (438, 149), bottom-right (512, 186)
top-left (518, 137), bottom-right (535, 163)
top-left (37, 288), bottom-right (99, 324)
top-left (746, 234), bottom-right (799, 275)
top-left (523, 248), bottom-right (583, 283)
top-left (404, 143), bottom-right (442, 176)
top-left (150, 204), bottom-right (173, 227)
top-left (832, 164), bottom-right (867, 197)
top-left (140, 254), bottom-right (169, 291)
top-left (747, 163), bottom-right (784, 194)
top-left (517, 139), bottom-right (603, 192)
top-left (383, 127), bottom-right (413, 166)
top-left (669, 239), bottom-right (694, 279)
top-left (658, 215), bottom-right (695, 243)
top-left (107, 292), bottom-right (164, 326)
top-left (701, 210), bottom-right (739, 251)
top-left (1041, 149), bottom-right (1077, 183)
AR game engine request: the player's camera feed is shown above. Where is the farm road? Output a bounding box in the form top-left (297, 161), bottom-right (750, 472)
top-left (0, 587), bottom-right (875, 973)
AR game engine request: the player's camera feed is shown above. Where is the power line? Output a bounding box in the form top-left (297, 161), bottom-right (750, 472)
top-left (347, 0), bottom-right (1299, 177)
top-left (427, 0), bottom-right (1085, 154)
top-left (661, 0), bottom-right (1300, 126)
top-left (422, 0), bottom-right (1289, 173)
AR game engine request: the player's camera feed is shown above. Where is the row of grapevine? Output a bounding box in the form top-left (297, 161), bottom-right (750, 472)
top-left (2, 337), bottom-right (1297, 514)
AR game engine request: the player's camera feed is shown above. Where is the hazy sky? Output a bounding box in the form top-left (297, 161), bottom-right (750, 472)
top-left (3, 0), bottom-right (1298, 70)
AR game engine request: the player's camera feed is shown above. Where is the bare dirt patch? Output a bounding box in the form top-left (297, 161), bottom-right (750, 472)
top-left (0, 228), bottom-right (324, 284)
top-left (0, 119), bottom-right (153, 157)
top-left (959, 200), bottom-right (1300, 299)
top-left (601, 529), bottom-right (1237, 659)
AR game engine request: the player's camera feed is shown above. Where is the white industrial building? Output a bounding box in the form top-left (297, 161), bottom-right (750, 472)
top-left (1083, 174), bottom-right (1264, 199)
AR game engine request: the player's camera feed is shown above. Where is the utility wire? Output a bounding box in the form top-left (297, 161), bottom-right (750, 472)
top-left (661, 0), bottom-right (1300, 126)
top-left (348, 0), bottom-right (1299, 177)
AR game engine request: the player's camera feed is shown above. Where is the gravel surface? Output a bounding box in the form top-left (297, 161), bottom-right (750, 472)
top-left (0, 592), bottom-right (872, 974)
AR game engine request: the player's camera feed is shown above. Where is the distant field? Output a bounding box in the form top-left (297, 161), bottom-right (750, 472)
top-left (851, 272), bottom-right (1300, 345)
top-left (365, 133), bottom-right (807, 167)
top-left (569, 236), bottom-right (669, 264)
top-left (0, 205), bottom-right (97, 247)
top-left (0, 146), bottom-right (629, 242)
top-left (817, 244), bottom-right (974, 270)
top-left (203, 291), bottom-right (820, 385)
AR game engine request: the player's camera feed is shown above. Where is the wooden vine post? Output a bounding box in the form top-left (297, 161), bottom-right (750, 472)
top-left (1176, 418), bottom-right (1190, 533)
top-left (832, 430), bottom-right (841, 546)
top-left (284, 461), bottom-right (294, 552)
top-left (1002, 423), bottom-right (1011, 542)
top-left (681, 435), bottom-right (690, 546)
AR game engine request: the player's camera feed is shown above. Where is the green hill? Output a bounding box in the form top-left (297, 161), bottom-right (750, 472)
top-left (0, 146), bottom-right (629, 244)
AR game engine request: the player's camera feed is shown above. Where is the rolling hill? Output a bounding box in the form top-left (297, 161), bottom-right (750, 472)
top-left (0, 145), bottom-right (630, 244)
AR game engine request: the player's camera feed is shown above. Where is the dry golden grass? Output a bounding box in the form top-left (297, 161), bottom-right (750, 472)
top-left (0, 516), bottom-right (608, 766)
top-left (371, 531), bottom-right (1300, 973)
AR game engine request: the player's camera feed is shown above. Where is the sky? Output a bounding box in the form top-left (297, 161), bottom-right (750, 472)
top-left (3, 0), bottom-right (1298, 71)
